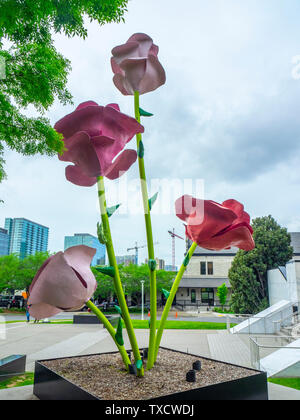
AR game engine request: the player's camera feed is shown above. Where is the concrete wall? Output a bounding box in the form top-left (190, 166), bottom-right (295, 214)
top-left (268, 269), bottom-right (289, 307)
top-left (185, 255), bottom-right (234, 278)
top-left (268, 260), bottom-right (300, 306)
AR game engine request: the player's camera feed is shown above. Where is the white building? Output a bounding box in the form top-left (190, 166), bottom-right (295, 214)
top-left (176, 240), bottom-right (238, 308)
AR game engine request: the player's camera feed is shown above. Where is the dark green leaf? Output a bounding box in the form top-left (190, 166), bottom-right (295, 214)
top-left (183, 253), bottom-right (190, 267)
top-left (138, 141), bottom-right (144, 158)
top-left (136, 359), bottom-right (143, 370)
top-left (95, 266), bottom-right (115, 278)
top-left (97, 222), bottom-right (107, 245)
top-left (139, 107), bottom-right (153, 117)
top-left (115, 318), bottom-right (124, 346)
top-left (148, 259), bottom-right (157, 271)
top-left (107, 204), bottom-right (121, 218)
top-left (149, 192), bottom-right (158, 211)
top-left (162, 288), bottom-right (170, 299)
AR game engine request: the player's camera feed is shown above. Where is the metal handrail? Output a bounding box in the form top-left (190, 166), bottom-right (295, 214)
top-left (272, 311), bottom-right (299, 325)
top-left (249, 335), bottom-right (300, 369)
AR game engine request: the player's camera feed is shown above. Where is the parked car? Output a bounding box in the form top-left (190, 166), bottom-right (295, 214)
top-left (0, 295), bottom-right (13, 308)
top-left (7, 296), bottom-right (24, 309)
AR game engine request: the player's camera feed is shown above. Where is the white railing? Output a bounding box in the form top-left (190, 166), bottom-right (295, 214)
top-left (249, 335), bottom-right (300, 371)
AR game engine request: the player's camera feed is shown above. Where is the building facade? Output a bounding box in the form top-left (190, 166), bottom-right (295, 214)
top-left (176, 239), bottom-right (238, 308)
top-left (0, 228), bottom-right (9, 256)
top-left (116, 255), bottom-right (136, 266)
top-left (64, 233), bottom-right (105, 267)
top-left (268, 232), bottom-right (300, 306)
top-left (145, 258), bottom-right (165, 270)
top-left (177, 232), bottom-right (300, 309)
top-left (4, 218), bottom-right (49, 259)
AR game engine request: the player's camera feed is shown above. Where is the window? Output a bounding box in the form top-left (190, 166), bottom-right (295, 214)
top-left (191, 289), bottom-right (196, 303)
top-left (200, 262), bottom-right (206, 275)
top-left (201, 288), bottom-right (214, 305)
top-left (207, 262), bottom-right (213, 275)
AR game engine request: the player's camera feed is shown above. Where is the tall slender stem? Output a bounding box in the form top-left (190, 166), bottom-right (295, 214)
top-left (152, 242), bottom-right (198, 366)
top-left (97, 176), bottom-right (143, 376)
top-left (134, 90), bottom-right (157, 370)
top-left (86, 300), bottom-right (131, 370)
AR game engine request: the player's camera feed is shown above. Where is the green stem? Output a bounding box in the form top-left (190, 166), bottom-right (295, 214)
top-left (152, 242), bottom-right (198, 366)
top-left (134, 90), bottom-right (157, 370)
top-left (97, 176), bottom-right (143, 376)
top-left (86, 300), bottom-right (131, 370)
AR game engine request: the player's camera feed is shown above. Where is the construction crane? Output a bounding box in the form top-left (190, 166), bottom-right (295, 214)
top-left (127, 241), bottom-right (159, 265)
top-left (168, 229), bottom-right (184, 271)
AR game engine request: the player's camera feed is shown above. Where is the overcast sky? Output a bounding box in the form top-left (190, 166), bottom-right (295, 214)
top-left (1, 0), bottom-right (300, 266)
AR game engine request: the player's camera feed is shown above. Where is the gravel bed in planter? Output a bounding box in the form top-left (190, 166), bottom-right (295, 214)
top-left (41, 348), bottom-right (261, 400)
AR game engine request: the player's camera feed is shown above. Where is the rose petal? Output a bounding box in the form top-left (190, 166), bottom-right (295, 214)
top-left (28, 252), bottom-right (91, 310)
top-left (65, 165), bottom-right (97, 187)
top-left (112, 73), bottom-right (132, 95)
top-left (101, 105), bottom-right (144, 144)
top-left (222, 199), bottom-right (251, 225)
top-left (28, 303), bottom-right (61, 320)
top-left (92, 135), bottom-right (123, 174)
top-left (59, 131), bottom-right (101, 177)
top-left (106, 103), bottom-right (120, 112)
top-left (127, 33), bottom-right (154, 57)
top-left (192, 225), bottom-right (255, 251)
top-left (138, 54), bottom-right (166, 95)
top-left (29, 255), bottom-right (55, 294)
top-left (55, 105), bottom-right (105, 139)
top-left (120, 58), bottom-right (147, 93)
top-left (64, 245), bottom-right (97, 301)
top-left (111, 41), bottom-right (140, 67)
top-left (105, 149), bottom-right (137, 180)
top-left (76, 101), bottom-right (99, 111)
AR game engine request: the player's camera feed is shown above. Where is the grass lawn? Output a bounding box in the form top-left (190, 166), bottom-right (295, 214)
top-left (268, 377), bottom-right (300, 391)
top-left (1, 319), bottom-right (236, 329)
top-left (0, 372), bottom-right (34, 389)
top-left (123, 319), bottom-right (236, 329)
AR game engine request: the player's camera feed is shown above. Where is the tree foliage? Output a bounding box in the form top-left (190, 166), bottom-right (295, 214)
top-left (0, 0), bottom-right (128, 182)
top-left (0, 252), bottom-right (50, 292)
top-left (93, 264), bottom-right (175, 304)
top-left (216, 283), bottom-right (228, 309)
top-left (229, 215), bottom-right (293, 314)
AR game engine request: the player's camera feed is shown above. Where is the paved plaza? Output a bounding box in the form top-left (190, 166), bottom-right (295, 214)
top-left (0, 321), bottom-right (299, 400)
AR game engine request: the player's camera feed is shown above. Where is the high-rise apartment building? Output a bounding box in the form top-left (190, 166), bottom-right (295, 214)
top-left (4, 218), bottom-right (49, 259)
top-left (0, 228), bottom-right (9, 256)
top-left (64, 233), bottom-right (105, 267)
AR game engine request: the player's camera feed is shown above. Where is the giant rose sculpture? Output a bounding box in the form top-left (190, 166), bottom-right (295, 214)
top-left (29, 33), bottom-right (255, 377)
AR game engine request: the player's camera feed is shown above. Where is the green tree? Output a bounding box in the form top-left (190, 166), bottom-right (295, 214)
top-left (16, 251), bottom-right (50, 291)
top-left (229, 215), bottom-right (293, 314)
top-left (0, 0), bottom-right (128, 182)
top-left (216, 283), bottom-right (228, 310)
top-left (0, 254), bottom-right (20, 292)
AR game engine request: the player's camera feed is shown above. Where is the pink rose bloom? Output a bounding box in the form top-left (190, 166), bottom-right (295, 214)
top-left (55, 101), bottom-right (144, 186)
top-left (111, 33), bottom-right (166, 95)
top-left (175, 195), bottom-right (255, 251)
top-left (28, 246), bottom-right (97, 319)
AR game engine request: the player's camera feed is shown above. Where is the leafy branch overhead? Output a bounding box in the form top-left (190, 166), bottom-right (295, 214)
top-left (0, 0), bottom-right (129, 182)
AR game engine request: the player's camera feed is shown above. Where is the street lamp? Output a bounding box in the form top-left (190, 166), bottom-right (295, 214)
top-left (141, 280), bottom-right (144, 321)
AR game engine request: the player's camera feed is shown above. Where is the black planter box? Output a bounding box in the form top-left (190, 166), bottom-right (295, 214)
top-left (0, 355), bottom-right (26, 382)
top-left (33, 348), bottom-right (268, 401)
top-left (73, 314), bottom-right (119, 327)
